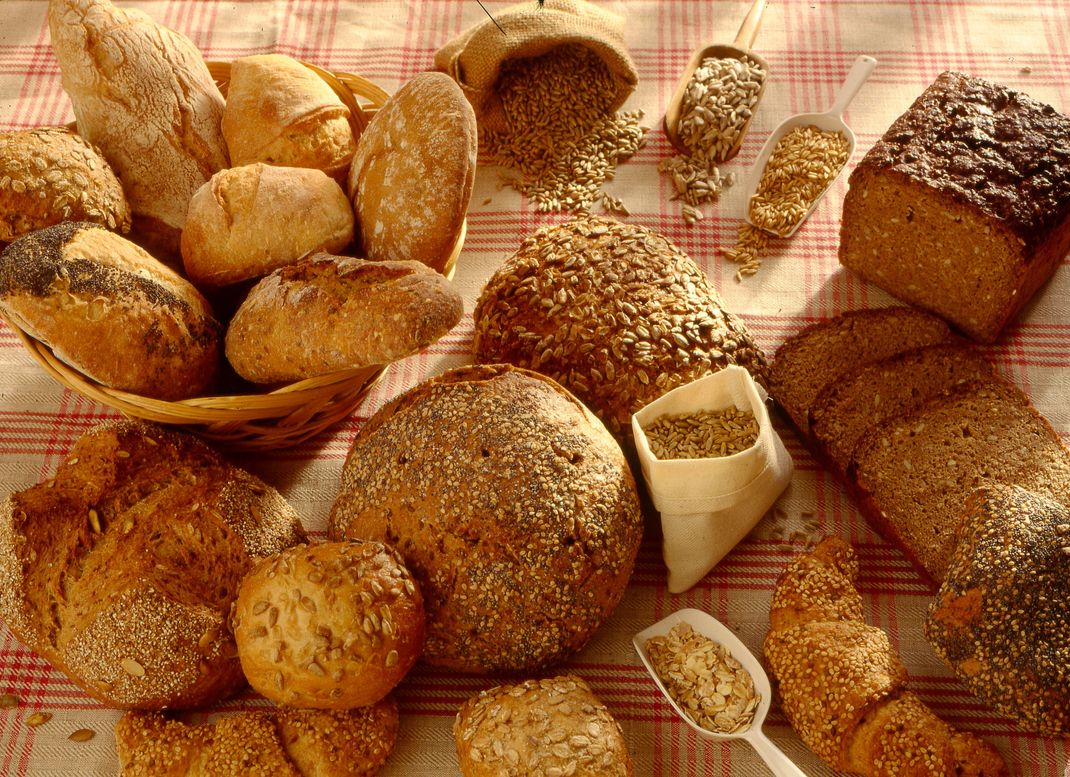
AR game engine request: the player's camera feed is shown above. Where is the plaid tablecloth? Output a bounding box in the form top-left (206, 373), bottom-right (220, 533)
top-left (1, 1), bottom-right (1068, 775)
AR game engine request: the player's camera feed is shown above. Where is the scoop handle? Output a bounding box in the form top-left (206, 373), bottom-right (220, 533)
top-left (733, 0), bottom-right (767, 50)
top-left (746, 729), bottom-right (810, 777)
top-left (826, 54), bottom-right (877, 118)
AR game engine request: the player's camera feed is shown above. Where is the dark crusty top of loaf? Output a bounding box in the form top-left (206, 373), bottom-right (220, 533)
top-left (852, 71), bottom-right (1070, 251)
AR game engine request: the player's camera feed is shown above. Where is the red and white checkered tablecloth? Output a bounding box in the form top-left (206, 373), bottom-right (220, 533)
top-left (1, 1), bottom-right (1068, 775)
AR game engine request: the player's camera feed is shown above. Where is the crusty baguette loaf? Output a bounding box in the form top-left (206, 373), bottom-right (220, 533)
top-left (225, 252), bottom-right (463, 383)
top-left (764, 538), bottom-right (1008, 777)
top-left (48, 0), bottom-right (229, 255)
top-left (181, 163), bottom-right (354, 288)
top-left (0, 421), bottom-right (306, 710)
top-left (116, 698), bottom-right (398, 777)
top-left (0, 221), bottom-right (221, 399)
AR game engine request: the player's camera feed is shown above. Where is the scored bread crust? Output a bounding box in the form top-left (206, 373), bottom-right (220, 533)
top-left (0, 420), bottom-right (306, 710)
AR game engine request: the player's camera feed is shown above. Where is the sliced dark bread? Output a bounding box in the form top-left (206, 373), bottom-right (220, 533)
top-left (849, 380), bottom-right (1070, 584)
top-left (810, 343), bottom-right (999, 476)
top-left (769, 307), bottom-right (953, 436)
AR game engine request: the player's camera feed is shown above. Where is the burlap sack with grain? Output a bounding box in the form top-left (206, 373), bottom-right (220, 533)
top-left (433, 0), bottom-right (639, 134)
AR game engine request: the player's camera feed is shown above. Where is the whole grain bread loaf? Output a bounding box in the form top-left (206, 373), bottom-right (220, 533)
top-left (0, 421), bottom-right (306, 710)
top-left (839, 71), bottom-right (1070, 342)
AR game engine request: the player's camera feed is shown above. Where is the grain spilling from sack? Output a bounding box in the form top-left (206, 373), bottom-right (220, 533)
top-left (643, 407), bottom-right (759, 460)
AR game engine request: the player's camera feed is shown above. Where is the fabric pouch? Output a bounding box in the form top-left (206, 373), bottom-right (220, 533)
top-left (632, 366), bottom-right (793, 593)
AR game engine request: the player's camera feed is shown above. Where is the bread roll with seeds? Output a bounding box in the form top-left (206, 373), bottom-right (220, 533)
top-left (454, 675), bottom-right (634, 777)
top-left (116, 698), bottom-right (398, 776)
top-left (473, 215), bottom-right (767, 438)
top-left (233, 540), bottom-right (425, 709)
top-left (0, 420), bottom-right (306, 710)
top-left (764, 537), bottom-right (1009, 777)
top-left (0, 127), bottom-right (130, 242)
top-left (329, 364), bottom-right (642, 673)
top-left (0, 221), bottom-right (221, 400)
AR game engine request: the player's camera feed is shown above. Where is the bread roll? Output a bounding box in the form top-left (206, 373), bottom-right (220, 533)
top-left (222, 53), bottom-right (357, 181)
top-left (181, 163), bottom-right (354, 288)
top-left (225, 252), bottom-right (463, 383)
top-left (454, 675), bottom-right (634, 776)
top-left (348, 71), bottom-right (476, 272)
top-left (117, 698), bottom-right (398, 776)
top-left (0, 221), bottom-right (221, 400)
top-left (0, 126), bottom-right (130, 242)
top-left (233, 540), bottom-right (425, 709)
top-left (48, 0), bottom-right (229, 255)
top-left (0, 421), bottom-right (306, 710)
top-left (329, 364), bottom-right (642, 673)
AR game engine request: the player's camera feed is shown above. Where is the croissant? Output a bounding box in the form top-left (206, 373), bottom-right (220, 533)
top-left (763, 537), bottom-right (1008, 777)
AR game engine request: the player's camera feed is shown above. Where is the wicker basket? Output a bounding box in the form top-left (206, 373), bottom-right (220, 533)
top-left (3, 61), bottom-right (465, 450)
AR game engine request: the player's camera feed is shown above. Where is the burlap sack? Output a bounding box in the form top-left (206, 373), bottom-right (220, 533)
top-left (433, 0), bottom-right (639, 134)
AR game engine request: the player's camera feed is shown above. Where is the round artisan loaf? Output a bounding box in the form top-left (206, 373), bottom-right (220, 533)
top-left (473, 215), bottom-right (768, 438)
top-left (222, 53), bottom-right (358, 181)
top-left (0, 221), bottom-right (221, 399)
top-left (0, 420), bottom-right (307, 710)
top-left (347, 71), bottom-right (476, 272)
top-left (454, 675), bottom-right (634, 776)
top-left (233, 540), bottom-right (425, 709)
top-left (225, 252), bottom-right (463, 383)
top-left (181, 163), bottom-right (355, 287)
top-left (0, 126), bottom-right (131, 242)
top-left (329, 364), bottom-right (642, 674)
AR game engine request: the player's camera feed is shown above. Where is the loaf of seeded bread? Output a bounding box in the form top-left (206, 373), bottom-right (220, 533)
top-left (839, 72), bottom-right (1070, 342)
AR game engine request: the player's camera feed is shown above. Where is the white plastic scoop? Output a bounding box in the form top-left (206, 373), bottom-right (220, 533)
top-left (634, 608), bottom-right (809, 777)
top-left (742, 54), bottom-right (877, 238)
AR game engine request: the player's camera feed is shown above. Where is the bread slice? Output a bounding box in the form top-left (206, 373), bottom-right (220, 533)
top-left (769, 307), bottom-right (953, 435)
top-left (810, 343), bottom-right (998, 475)
top-left (849, 380), bottom-right (1070, 583)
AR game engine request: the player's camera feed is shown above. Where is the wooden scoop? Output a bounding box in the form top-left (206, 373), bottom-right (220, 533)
top-left (663, 0), bottom-right (769, 160)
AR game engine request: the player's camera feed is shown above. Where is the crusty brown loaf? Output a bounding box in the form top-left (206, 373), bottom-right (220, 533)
top-left (0, 127), bottom-right (130, 242)
top-left (473, 215), bottom-right (768, 439)
top-left (222, 54), bottom-right (357, 181)
top-left (224, 252), bottom-right (463, 383)
top-left (329, 364), bottom-right (642, 673)
top-left (0, 221), bottom-right (221, 400)
top-left (764, 538), bottom-right (1008, 777)
top-left (0, 421), bottom-right (306, 710)
top-left (181, 163), bottom-right (354, 288)
top-left (839, 71), bottom-right (1070, 342)
top-left (348, 71), bottom-right (476, 273)
top-left (454, 675), bottom-right (634, 777)
top-left (48, 0), bottom-right (229, 255)
top-left (233, 540), bottom-right (425, 709)
top-left (116, 697), bottom-right (398, 776)
top-left (925, 485), bottom-right (1070, 735)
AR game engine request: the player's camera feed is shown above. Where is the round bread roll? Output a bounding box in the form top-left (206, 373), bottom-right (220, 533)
top-left (473, 215), bottom-right (768, 437)
top-left (222, 54), bottom-right (358, 181)
top-left (347, 71), bottom-right (476, 272)
top-left (0, 221), bottom-right (221, 399)
top-left (233, 540), bottom-right (425, 709)
top-left (329, 364), bottom-right (642, 674)
top-left (0, 127), bottom-right (131, 242)
top-left (181, 163), bottom-right (354, 288)
top-left (454, 675), bottom-right (634, 777)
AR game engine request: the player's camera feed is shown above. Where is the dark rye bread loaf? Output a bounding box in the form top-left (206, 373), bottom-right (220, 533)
top-left (839, 71), bottom-right (1070, 342)
top-left (769, 307), bottom-right (953, 436)
top-left (849, 380), bottom-right (1070, 583)
top-left (0, 421), bottom-right (306, 710)
top-left (810, 343), bottom-right (998, 475)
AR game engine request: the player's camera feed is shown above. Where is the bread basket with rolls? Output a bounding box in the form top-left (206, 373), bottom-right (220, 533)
top-left (1, 59), bottom-right (468, 451)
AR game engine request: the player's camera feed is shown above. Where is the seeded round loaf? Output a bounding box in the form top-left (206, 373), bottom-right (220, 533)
top-left (233, 540), bottom-right (425, 709)
top-left (0, 420), bottom-right (306, 710)
top-left (0, 127), bottom-right (131, 242)
top-left (328, 364), bottom-right (642, 673)
top-left (473, 215), bottom-right (767, 438)
top-left (454, 675), bottom-right (634, 777)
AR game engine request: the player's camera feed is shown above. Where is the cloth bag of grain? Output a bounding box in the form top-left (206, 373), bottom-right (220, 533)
top-left (433, 0), bottom-right (639, 133)
top-left (632, 366), bottom-right (793, 593)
